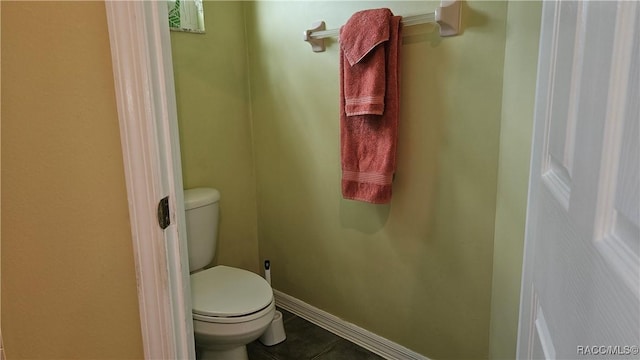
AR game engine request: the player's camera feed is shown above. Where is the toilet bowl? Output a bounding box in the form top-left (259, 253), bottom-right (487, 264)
top-left (193, 301), bottom-right (275, 359)
top-left (191, 265), bottom-right (275, 360)
top-left (184, 189), bottom-right (275, 360)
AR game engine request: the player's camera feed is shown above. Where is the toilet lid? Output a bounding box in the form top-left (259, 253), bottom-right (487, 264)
top-left (191, 265), bottom-right (273, 318)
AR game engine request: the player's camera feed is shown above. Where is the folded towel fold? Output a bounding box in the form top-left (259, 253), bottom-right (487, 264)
top-left (340, 9), bottom-right (402, 204)
top-left (340, 8), bottom-right (391, 116)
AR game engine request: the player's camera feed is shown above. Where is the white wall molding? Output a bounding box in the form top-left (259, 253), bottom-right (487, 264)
top-left (105, 1), bottom-right (194, 359)
top-left (274, 290), bottom-right (430, 360)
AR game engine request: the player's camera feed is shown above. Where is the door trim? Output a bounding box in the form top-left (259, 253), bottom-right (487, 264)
top-left (105, 1), bottom-right (194, 359)
top-left (516, 1), bottom-right (556, 356)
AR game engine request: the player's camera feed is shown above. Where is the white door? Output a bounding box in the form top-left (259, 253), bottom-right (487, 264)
top-left (518, 1), bottom-right (639, 359)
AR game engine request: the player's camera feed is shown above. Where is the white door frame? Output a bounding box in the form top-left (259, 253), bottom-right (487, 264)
top-left (105, 1), bottom-right (194, 359)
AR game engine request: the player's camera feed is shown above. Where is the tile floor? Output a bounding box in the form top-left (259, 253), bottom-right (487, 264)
top-left (247, 308), bottom-right (384, 360)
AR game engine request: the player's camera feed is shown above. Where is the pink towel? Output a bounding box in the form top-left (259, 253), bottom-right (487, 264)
top-left (340, 9), bottom-right (402, 204)
top-left (341, 8), bottom-right (391, 116)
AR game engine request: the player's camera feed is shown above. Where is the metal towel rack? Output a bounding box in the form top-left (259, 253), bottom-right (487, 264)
top-left (303, 0), bottom-right (462, 52)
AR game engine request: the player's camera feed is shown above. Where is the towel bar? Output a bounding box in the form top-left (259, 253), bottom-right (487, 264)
top-left (303, 0), bottom-right (461, 52)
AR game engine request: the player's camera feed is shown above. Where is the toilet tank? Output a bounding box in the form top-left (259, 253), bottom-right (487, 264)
top-left (184, 188), bottom-right (220, 272)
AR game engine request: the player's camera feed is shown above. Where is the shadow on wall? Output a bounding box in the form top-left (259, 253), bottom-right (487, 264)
top-left (340, 200), bottom-right (390, 234)
top-left (339, 23), bottom-right (448, 238)
top-left (339, 1), bottom-right (490, 237)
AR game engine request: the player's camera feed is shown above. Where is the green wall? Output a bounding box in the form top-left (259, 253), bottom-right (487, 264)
top-left (246, 1), bottom-right (507, 358)
top-left (170, 1), bottom-right (259, 272)
top-left (171, 1), bottom-right (543, 358)
top-left (489, 2), bottom-right (542, 359)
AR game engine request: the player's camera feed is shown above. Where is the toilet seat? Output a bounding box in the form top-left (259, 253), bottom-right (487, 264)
top-left (191, 265), bottom-right (273, 323)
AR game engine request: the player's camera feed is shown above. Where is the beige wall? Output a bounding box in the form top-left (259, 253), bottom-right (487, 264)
top-left (1, 2), bottom-right (143, 358)
top-left (490, 2), bottom-right (542, 359)
top-left (246, 1), bottom-right (507, 358)
top-left (170, 1), bottom-right (259, 272)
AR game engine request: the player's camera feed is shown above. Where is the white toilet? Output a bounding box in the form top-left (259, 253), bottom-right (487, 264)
top-left (184, 188), bottom-right (275, 360)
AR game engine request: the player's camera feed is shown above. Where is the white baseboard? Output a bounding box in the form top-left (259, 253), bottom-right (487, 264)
top-left (273, 290), bottom-right (430, 360)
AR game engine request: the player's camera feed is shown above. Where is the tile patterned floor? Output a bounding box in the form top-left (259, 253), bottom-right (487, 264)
top-left (247, 308), bottom-right (384, 360)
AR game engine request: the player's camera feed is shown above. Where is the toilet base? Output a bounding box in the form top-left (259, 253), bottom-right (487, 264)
top-left (197, 345), bottom-right (248, 360)
top-left (193, 300), bottom-right (275, 360)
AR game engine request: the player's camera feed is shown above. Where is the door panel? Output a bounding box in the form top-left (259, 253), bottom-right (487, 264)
top-left (518, 1), bottom-right (640, 359)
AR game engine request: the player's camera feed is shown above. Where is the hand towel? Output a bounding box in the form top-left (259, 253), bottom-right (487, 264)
top-left (340, 10), bottom-right (402, 204)
top-left (340, 8), bottom-right (391, 116)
